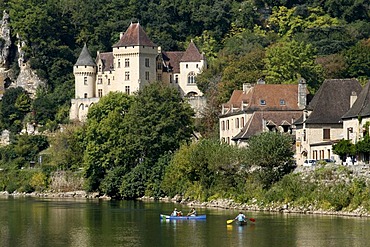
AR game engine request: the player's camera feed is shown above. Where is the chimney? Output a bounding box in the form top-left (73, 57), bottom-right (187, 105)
top-left (350, 91), bottom-right (357, 108)
top-left (120, 32), bottom-right (124, 39)
top-left (298, 78), bottom-right (307, 109)
top-left (243, 83), bottom-right (252, 93)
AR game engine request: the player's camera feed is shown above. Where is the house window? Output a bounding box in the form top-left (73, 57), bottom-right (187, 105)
top-left (186, 64), bottom-right (188, 69)
top-left (98, 89), bottom-right (103, 98)
top-left (280, 99), bottom-right (285, 105)
top-left (323, 129), bottom-right (330, 140)
top-left (226, 120), bottom-right (229, 130)
top-left (84, 93), bottom-right (87, 98)
top-left (222, 121), bottom-right (225, 130)
top-left (188, 72), bottom-right (196, 84)
top-left (175, 75), bottom-right (178, 83)
top-left (235, 118), bottom-right (239, 128)
top-left (118, 59), bottom-right (121, 68)
top-left (84, 77), bottom-right (87, 85)
top-left (145, 71), bottom-right (150, 80)
top-left (145, 58), bottom-right (150, 67)
top-left (157, 61), bottom-right (162, 70)
top-left (196, 64), bottom-right (199, 68)
top-left (125, 86), bottom-right (130, 95)
top-left (125, 58), bottom-right (129, 67)
top-left (241, 117), bottom-right (244, 127)
top-left (125, 72), bottom-right (130, 80)
top-left (260, 99), bottom-right (266, 105)
top-left (157, 73), bottom-right (162, 81)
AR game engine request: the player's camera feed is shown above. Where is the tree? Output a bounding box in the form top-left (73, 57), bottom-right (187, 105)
top-left (244, 132), bottom-right (295, 189)
top-left (333, 139), bottom-right (356, 162)
top-left (83, 92), bottom-right (133, 192)
top-left (344, 39), bottom-right (370, 80)
top-left (264, 40), bottom-right (323, 91)
top-left (0, 87), bottom-right (30, 133)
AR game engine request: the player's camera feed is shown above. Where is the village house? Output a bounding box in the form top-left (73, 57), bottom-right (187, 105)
top-left (70, 22), bottom-right (206, 121)
top-left (342, 81), bottom-right (370, 162)
top-left (295, 79), bottom-right (362, 166)
top-left (219, 79), bottom-right (308, 146)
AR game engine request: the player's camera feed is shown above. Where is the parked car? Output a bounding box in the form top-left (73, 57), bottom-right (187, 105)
top-left (303, 159), bottom-right (317, 166)
top-left (318, 159), bottom-right (336, 165)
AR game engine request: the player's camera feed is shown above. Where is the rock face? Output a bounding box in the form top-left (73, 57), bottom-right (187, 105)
top-left (0, 10), bottom-right (11, 67)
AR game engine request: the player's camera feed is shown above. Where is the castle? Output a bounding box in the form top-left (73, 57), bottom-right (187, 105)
top-left (70, 22), bottom-right (206, 121)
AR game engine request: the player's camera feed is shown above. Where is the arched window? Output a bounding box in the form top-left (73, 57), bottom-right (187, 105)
top-left (187, 72), bottom-right (196, 84)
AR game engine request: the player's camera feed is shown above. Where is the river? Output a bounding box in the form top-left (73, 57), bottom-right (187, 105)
top-left (0, 197), bottom-right (369, 247)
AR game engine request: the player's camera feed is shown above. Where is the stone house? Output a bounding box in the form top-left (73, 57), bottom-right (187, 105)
top-left (295, 79), bottom-right (362, 166)
top-left (219, 79), bottom-right (308, 146)
top-left (342, 81), bottom-right (370, 162)
top-left (70, 22), bottom-right (206, 121)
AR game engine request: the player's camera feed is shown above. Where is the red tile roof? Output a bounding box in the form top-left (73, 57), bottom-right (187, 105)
top-left (180, 41), bottom-right (203, 62)
top-left (113, 23), bottom-right (156, 47)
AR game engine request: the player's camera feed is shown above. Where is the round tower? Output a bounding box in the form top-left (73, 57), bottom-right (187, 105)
top-left (74, 43), bottom-right (96, 98)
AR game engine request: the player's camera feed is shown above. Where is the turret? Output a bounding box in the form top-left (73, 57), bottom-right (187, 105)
top-left (74, 43), bottom-right (96, 98)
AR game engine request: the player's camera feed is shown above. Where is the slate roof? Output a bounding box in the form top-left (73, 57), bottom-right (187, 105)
top-left (163, 51), bottom-right (184, 73)
top-left (180, 41), bottom-right (203, 62)
top-left (113, 23), bottom-right (156, 47)
top-left (232, 111), bottom-right (303, 141)
top-left (75, 43), bottom-right (96, 66)
top-left (222, 84), bottom-right (301, 116)
top-left (305, 79), bottom-right (362, 124)
top-left (342, 81), bottom-right (370, 119)
top-left (97, 52), bottom-right (114, 72)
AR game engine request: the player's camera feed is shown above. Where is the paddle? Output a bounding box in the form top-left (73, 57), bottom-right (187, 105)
top-left (227, 218), bottom-right (256, 224)
top-left (226, 219), bottom-right (235, 224)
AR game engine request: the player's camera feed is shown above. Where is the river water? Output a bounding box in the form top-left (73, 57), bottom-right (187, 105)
top-left (0, 197), bottom-right (369, 247)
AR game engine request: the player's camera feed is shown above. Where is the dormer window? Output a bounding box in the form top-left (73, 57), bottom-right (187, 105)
top-left (260, 99), bottom-right (266, 105)
top-left (280, 99), bottom-right (285, 105)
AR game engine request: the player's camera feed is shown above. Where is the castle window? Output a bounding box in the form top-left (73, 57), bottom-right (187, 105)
top-left (157, 61), bottom-right (162, 70)
top-left (118, 59), bottom-right (121, 68)
top-left (108, 79), bottom-right (111, 85)
top-left (145, 58), bottom-right (150, 67)
top-left (145, 71), bottom-right (150, 80)
top-left (187, 72), bottom-right (196, 84)
top-left (125, 72), bottom-right (130, 80)
top-left (125, 86), bottom-right (130, 95)
top-left (84, 93), bottom-right (87, 98)
top-left (98, 64), bottom-right (102, 72)
top-left (84, 77), bottom-right (87, 85)
top-left (97, 78), bottom-right (102, 84)
top-left (175, 75), bottom-right (178, 83)
top-left (186, 64), bottom-right (188, 69)
top-left (98, 89), bottom-right (103, 98)
top-left (196, 64), bottom-right (198, 68)
top-left (125, 58), bottom-right (129, 67)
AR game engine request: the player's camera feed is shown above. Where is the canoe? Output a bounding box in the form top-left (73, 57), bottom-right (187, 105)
top-left (160, 214), bottom-right (206, 220)
top-left (235, 220), bottom-right (247, 226)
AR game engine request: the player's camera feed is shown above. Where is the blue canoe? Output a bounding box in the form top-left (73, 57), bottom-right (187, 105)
top-left (160, 214), bottom-right (206, 220)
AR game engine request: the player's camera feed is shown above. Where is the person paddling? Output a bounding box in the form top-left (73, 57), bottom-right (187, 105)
top-left (234, 212), bottom-right (246, 223)
top-left (187, 208), bottom-right (197, 216)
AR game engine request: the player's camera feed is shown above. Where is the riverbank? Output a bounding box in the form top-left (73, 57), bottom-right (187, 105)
top-left (2, 190), bottom-right (369, 218)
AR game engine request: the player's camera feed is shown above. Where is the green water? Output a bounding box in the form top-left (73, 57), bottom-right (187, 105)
top-left (0, 197), bottom-right (369, 247)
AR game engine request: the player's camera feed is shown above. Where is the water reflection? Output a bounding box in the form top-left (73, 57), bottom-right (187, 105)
top-left (1, 197), bottom-right (370, 247)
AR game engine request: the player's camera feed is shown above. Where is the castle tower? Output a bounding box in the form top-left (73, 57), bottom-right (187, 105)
top-left (70, 44), bottom-right (97, 121)
top-left (74, 43), bottom-right (96, 98)
top-left (178, 40), bottom-right (206, 97)
top-left (112, 22), bottom-right (158, 94)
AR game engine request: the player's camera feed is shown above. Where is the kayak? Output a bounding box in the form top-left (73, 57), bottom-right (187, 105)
top-left (235, 220), bottom-right (247, 226)
top-left (160, 214), bottom-right (206, 220)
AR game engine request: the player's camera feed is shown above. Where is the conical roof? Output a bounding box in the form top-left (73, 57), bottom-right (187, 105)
top-left (180, 40), bottom-right (203, 62)
top-left (75, 43), bottom-right (96, 66)
top-left (113, 23), bottom-right (156, 47)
